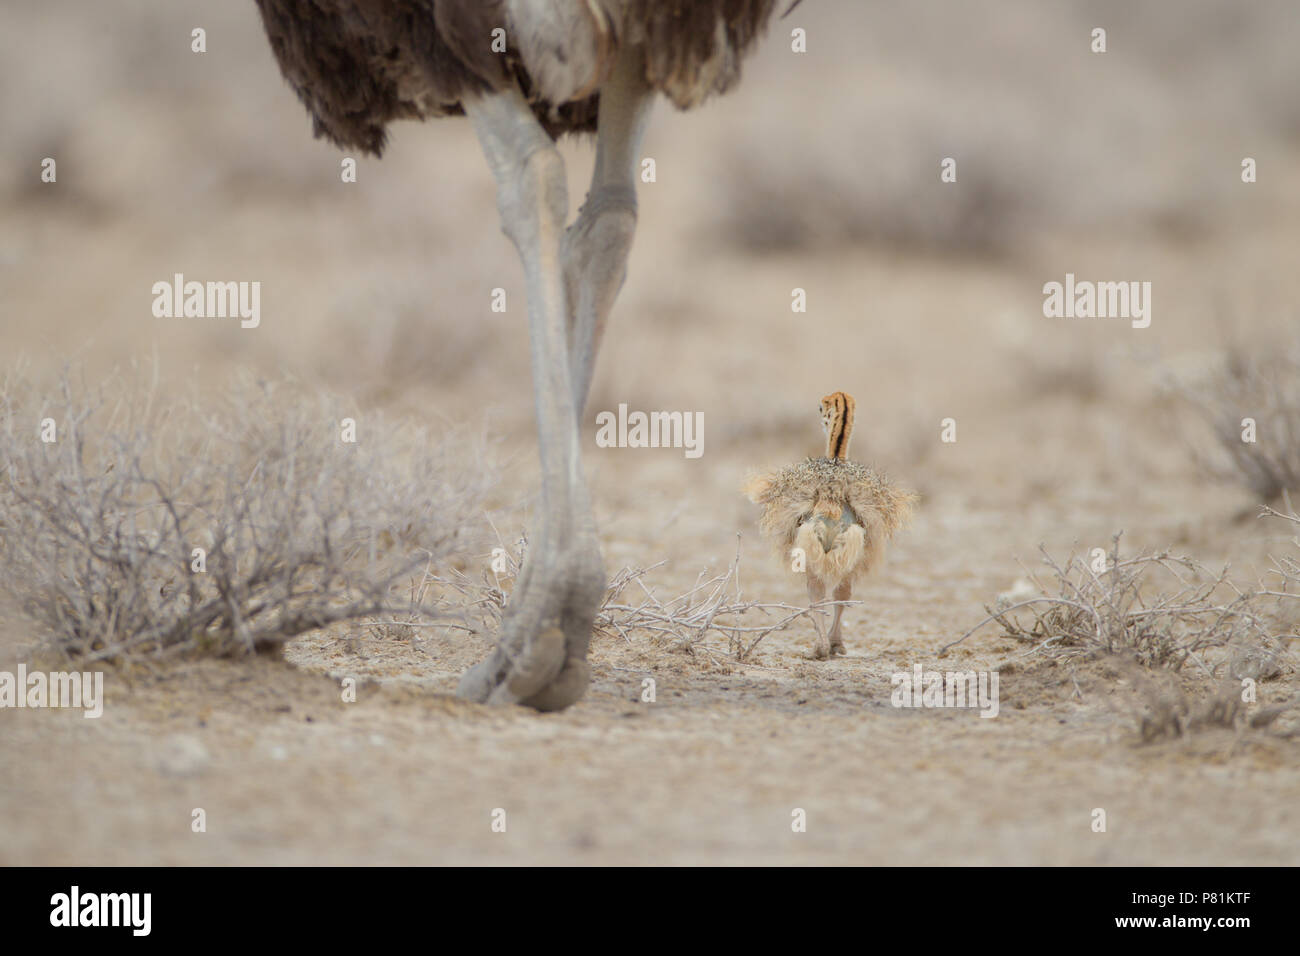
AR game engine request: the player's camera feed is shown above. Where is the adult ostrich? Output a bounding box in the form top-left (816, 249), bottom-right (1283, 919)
top-left (253, 1), bottom-right (784, 710)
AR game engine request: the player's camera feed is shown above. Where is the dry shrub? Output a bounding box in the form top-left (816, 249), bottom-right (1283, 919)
top-left (0, 368), bottom-right (493, 662)
top-left (1176, 342), bottom-right (1300, 503)
top-left (946, 533), bottom-right (1276, 671)
top-left (1127, 670), bottom-right (1298, 743)
top-left (1262, 503), bottom-right (1300, 640)
top-left (1264, 504), bottom-right (1300, 590)
top-left (952, 531), bottom-right (1300, 743)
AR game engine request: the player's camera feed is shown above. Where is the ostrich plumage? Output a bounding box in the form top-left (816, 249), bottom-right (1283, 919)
top-left (252, 0), bottom-right (784, 710)
top-left (254, 1), bottom-right (778, 153)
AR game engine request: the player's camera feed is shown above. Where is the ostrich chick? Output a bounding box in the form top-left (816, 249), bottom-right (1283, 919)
top-left (743, 392), bottom-right (917, 660)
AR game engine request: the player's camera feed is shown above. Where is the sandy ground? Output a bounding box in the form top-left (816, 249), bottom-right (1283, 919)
top-left (2, 1), bottom-right (1300, 865)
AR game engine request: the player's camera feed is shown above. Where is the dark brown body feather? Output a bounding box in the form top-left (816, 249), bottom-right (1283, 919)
top-left (253, 0), bottom-right (779, 155)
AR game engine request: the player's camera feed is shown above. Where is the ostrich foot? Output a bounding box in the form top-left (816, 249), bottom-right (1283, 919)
top-left (457, 545), bottom-right (605, 711)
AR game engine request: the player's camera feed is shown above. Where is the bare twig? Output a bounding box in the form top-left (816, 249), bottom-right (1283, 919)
top-left (433, 533), bottom-right (847, 663)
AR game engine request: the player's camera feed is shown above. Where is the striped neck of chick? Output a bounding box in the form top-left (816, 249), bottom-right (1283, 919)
top-left (819, 391), bottom-right (855, 461)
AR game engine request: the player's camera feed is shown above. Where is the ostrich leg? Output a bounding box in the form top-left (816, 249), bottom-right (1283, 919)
top-left (456, 87), bottom-right (604, 710)
top-left (806, 576), bottom-right (831, 660)
top-left (564, 44), bottom-right (655, 412)
top-left (457, 50), bottom-right (654, 710)
top-left (827, 580), bottom-right (851, 656)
